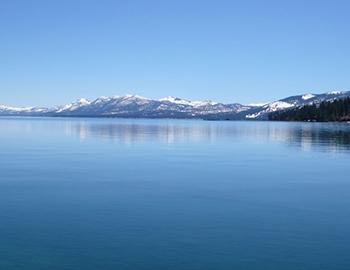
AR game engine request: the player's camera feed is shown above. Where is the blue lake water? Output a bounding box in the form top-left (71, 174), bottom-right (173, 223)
top-left (0, 117), bottom-right (350, 270)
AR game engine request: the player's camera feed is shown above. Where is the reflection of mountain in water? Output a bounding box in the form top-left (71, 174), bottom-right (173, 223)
top-left (69, 122), bottom-right (219, 144)
top-left (285, 125), bottom-right (350, 152)
top-left (64, 120), bottom-right (350, 152)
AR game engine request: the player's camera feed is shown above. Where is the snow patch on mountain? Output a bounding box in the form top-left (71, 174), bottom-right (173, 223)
top-left (159, 96), bottom-right (217, 107)
top-left (245, 112), bottom-right (263, 119)
top-left (328, 91), bottom-right (343, 95)
top-left (0, 104), bottom-right (52, 114)
top-left (159, 96), bottom-right (190, 105)
top-left (302, 94), bottom-right (315, 100)
top-left (264, 101), bottom-right (294, 112)
top-left (57, 98), bottom-right (91, 113)
top-left (244, 101), bottom-right (294, 119)
top-left (0, 105), bottom-right (34, 112)
top-left (125, 94), bottom-right (149, 100)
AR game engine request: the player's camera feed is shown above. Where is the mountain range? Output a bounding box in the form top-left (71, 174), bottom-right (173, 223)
top-left (1, 91), bottom-right (349, 120)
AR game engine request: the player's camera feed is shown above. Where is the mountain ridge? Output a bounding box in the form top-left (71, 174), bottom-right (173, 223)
top-left (1, 91), bottom-right (350, 120)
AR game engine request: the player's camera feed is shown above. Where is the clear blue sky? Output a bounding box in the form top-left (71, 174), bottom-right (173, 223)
top-left (1, 0), bottom-right (349, 106)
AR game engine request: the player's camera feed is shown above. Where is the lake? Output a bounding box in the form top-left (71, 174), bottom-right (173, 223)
top-left (0, 117), bottom-right (350, 270)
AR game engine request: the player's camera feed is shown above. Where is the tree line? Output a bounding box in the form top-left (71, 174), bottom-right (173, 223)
top-left (269, 98), bottom-right (350, 122)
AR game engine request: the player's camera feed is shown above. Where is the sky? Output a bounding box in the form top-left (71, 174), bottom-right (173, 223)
top-left (1, 0), bottom-right (350, 107)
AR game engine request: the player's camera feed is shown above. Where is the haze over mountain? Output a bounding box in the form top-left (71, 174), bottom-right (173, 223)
top-left (1, 91), bottom-right (349, 120)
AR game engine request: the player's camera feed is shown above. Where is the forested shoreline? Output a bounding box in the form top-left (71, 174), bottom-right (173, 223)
top-left (269, 98), bottom-right (350, 122)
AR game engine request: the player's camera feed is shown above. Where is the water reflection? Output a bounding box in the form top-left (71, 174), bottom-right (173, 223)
top-left (68, 121), bottom-right (220, 144)
top-left (1, 117), bottom-right (350, 152)
top-left (63, 119), bottom-right (350, 152)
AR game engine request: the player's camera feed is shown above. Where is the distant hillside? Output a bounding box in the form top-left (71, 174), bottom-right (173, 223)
top-left (269, 98), bottom-right (350, 122)
top-left (1, 91), bottom-right (350, 120)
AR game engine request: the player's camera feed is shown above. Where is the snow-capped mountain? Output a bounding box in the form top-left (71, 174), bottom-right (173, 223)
top-left (0, 104), bottom-right (52, 115)
top-left (1, 91), bottom-right (349, 119)
top-left (242, 90), bottom-right (350, 120)
top-left (0, 95), bottom-right (250, 118)
top-left (159, 96), bottom-right (219, 107)
top-left (54, 95), bottom-right (250, 118)
top-left (56, 98), bottom-right (91, 113)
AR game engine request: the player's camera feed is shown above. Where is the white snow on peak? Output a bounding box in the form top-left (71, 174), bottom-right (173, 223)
top-left (264, 101), bottom-right (294, 112)
top-left (0, 104), bottom-right (50, 113)
top-left (328, 91), bottom-right (343, 95)
top-left (93, 96), bottom-right (115, 103)
top-left (159, 96), bottom-right (191, 105)
top-left (191, 100), bottom-right (218, 107)
top-left (302, 93), bottom-right (315, 100)
top-left (92, 94), bottom-right (149, 104)
top-left (159, 96), bottom-right (218, 107)
top-left (124, 94), bottom-right (149, 100)
top-left (56, 98), bottom-right (91, 112)
top-left (99, 96), bottom-right (110, 99)
top-left (244, 101), bottom-right (294, 119)
top-left (76, 98), bottom-right (90, 105)
top-left (0, 104), bottom-right (34, 112)
top-left (116, 94), bottom-right (151, 105)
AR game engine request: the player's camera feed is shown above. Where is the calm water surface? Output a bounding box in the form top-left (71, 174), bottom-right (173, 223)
top-left (0, 117), bottom-right (350, 270)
